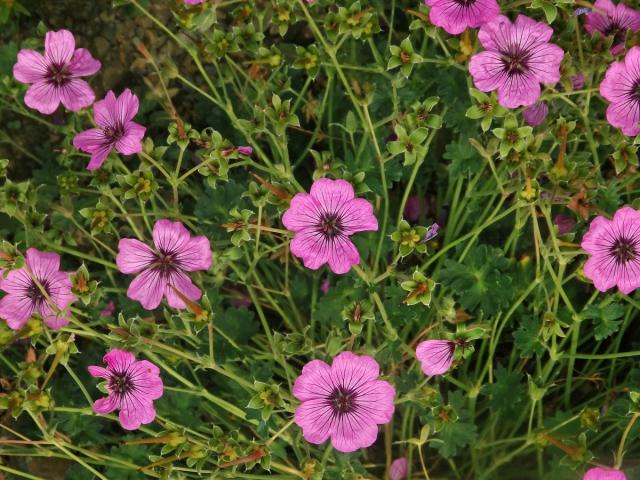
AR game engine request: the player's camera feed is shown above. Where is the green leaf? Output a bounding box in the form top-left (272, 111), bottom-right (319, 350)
top-left (439, 245), bottom-right (513, 315)
top-left (583, 303), bottom-right (625, 341)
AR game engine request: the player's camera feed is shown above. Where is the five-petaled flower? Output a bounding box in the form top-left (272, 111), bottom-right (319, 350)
top-left (469, 15), bottom-right (564, 108)
top-left (600, 46), bottom-right (640, 136)
top-left (282, 178), bottom-right (378, 275)
top-left (424, 0), bottom-right (500, 35)
top-left (416, 340), bottom-right (456, 376)
top-left (73, 89), bottom-right (146, 171)
top-left (116, 219), bottom-right (212, 310)
top-left (13, 29), bottom-right (101, 115)
top-left (0, 248), bottom-right (76, 331)
top-left (88, 349), bottom-right (163, 430)
top-left (293, 351), bottom-right (395, 453)
top-left (584, 0), bottom-right (640, 55)
top-left (581, 206), bottom-right (640, 294)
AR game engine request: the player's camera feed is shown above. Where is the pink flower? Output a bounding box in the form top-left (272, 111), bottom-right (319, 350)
top-left (282, 178), bottom-right (378, 274)
top-left (572, 73), bottom-right (585, 89)
top-left (13, 29), bottom-right (101, 115)
top-left (554, 214), bottom-right (576, 235)
top-left (600, 47), bottom-right (640, 136)
top-left (583, 467), bottom-right (627, 480)
top-left (425, 0), bottom-right (500, 35)
top-left (584, 0), bottom-right (640, 54)
top-left (237, 146), bottom-right (253, 156)
top-left (184, 0), bottom-right (204, 4)
top-left (116, 219), bottom-right (212, 310)
top-left (73, 89), bottom-right (146, 171)
top-left (469, 15), bottom-right (564, 109)
top-left (522, 101), bottom-right (549, 126)
top-left (390, 457), bottom-right (409, 480)
top-left (88, 349), bottom-right (163, 430)
top-left (292, 351), bottom-right (395, 453)
top-left (581, 207), bottom-right (640, 294)
top-left (320, 278), bottom-right (330, 295)
top-left (416, 340), bottom-right (456, 376)
top-left (0, 248), bottom-right (76, 331)
top-left (100, 301), bottom-right (115, 317)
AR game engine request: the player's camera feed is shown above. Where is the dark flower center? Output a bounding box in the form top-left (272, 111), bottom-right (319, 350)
top-left (109, 372), bottom-right (133, 396)
top-left (329, 387), bottom-right (356, 414)
top-left (318, 213), bottom-right (343, 239)
top-left (46, 63), bottom-right (71, 87)
top-left (610, 237), bottom-right (637, 264)
top-left (103, 124), bottom-right (126, 143)
top-left (500, 46), bottom-right (531, 76)
top-left (603, 21), bottom-right (625, 44)
top-left (628, 80), bottom-right (640, 102)
top-left (26, 279), bottom-right (50, 305)
top-left (152, 251), bottom-right (178, 277)
top-left (453, 0), bottom-right (476, 6)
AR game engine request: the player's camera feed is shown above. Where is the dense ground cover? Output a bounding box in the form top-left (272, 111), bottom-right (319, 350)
top-left (1, 0), bottom-right (640, 479)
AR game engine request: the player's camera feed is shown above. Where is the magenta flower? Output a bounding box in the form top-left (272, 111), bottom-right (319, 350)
top-left (583, 467), bottom-right (627, 480)
top-left (282, 178), bottom-right (378, 274)
top-left (390, 457), bottom-right (409, 480)
top-left (584, 0), bottom-right (640, 55)
top-left (13, 29), bottom-right (100, 115)
top-left (554, 214), bottom-right (576, 235)
top-left (116, 219), bottom-right (212, 310)
top-left (581, 207), bottom-right (640, 294)
top-left (425, 0), bottom-right (500, 35)
top-left (237, 146), bottom-right (253, 156)
top-left (292, 351), bottom-right (395, 453)
top-left (600, 47), bottom-right (640, 136)
top-left (73, 89), bottom-right (146, 171)
top-left (522, 101), bottom-right (549, 126)
top-left (184, 0), bottom-right (205, 4)
top-left (416, 340), bottom-right (456, 376)
top-left (88, 349), bottom-right (163, 430)
top-left (469, 15), bottom-right (564, 109)
top-left (0, 248), bottom-right (76, 331)
top-left (320, 278), bottom-right (330, 295)
top-left (572, 73), bottom-right (585, 90)
top-left (100, 301), bottom-right (116, 317)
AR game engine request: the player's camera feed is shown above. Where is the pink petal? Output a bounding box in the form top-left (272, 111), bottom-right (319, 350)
top-left (477, 15), bottom-right (512, 50)
top-left (294, 401), bottom-right (334, 445)
top-left (103, 349), bottom-right (136, 370)
top-left (426, 0), bottom-right (500, 35)
top-left (116, 238), bottom-right (156, 274)
top-left (73, 128), bottom-right (108, 153)
top-left (93, 395), bottom-right (119, 414)
top-left (583, 466), bottom-right (627, 480)
top-left (340, 198), bottom-right (378, 234)
top-left (290, 229), bottom-right (331, 270)
top-left (126, 269), bottom-right (167, 310)
top-left (292, 359), bottom-right (332, 401)
top-left (24, 82), bottom-right (61, 115)
top-left (13, 49), bottom-right (48, 84)
top-left (86, 145), bottom-right (114, 171)
top-left (282, 193), bottom-right (320, 232)
top-left (0, 294), bottom-right (34, 330)
top-left (326, 237), bottom-right (360, 274)
top-left (93, 91), bottom-right (118, 128)
top-left (174, 235), bottom-right (212, 272)
top-left (496, 73), bottom-right (541, 109)
top-left (59, 79), bottom-right (95, 112)
top-left (309, 178), bottom-right (355, 209)
top-left (119, 403), bottom-right (156, 430)
top-left (116, 89), bottom-right (141, 124)
top-left (331, 415), bottom-right (379, 452)
top-left (44, 30), bottom-right (75, 66)
top-left (115, 122), bottom-right (145, 156)
top-left (25, 248), bottom-right (60, 280)
top-left (88, 366), bottom-right (110, 378)
top-left (127, 361), bottom-right (164, 400)
top-left (331, 352), bottom-right (381, 384)
top-left (581, 216), bottom-right (612, 254)
top-left (468, 51), bottom-right (504, 93)
top-left (68, 48), bottom-right (101, 77)
top-left (356, 379), bottom-right (396, 424)
top-left (164, 270), bottom-right (202, 309)
top-left (583, 256), bottom-right (619, 293)
top-left (390, 458), bottom-right (409, 480)
top-left (416, 340), bottom-right (455, 376)
top-left (38, 303), bottom-right (71, 330)
top-left (152, 219), bottom-right (191, 256)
